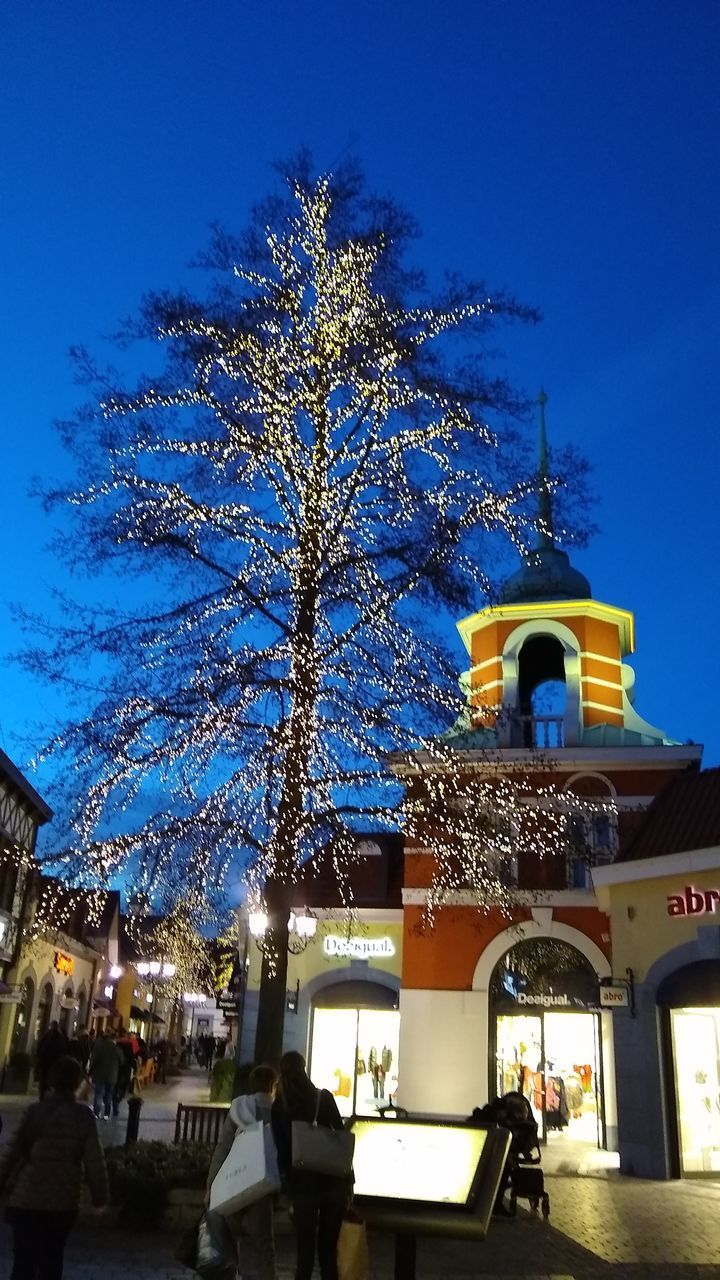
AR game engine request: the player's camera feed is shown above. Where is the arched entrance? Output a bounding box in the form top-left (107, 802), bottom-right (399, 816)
top-left (58, 985), bottom-right (76, 1037)
top-left (490, 937), bottom-right (604, 1146)
top-left (76, 987), bottom-right (88, 1032)
top-left (11, 977), bottom-right (35, 1053)
top-left (308, 980), bottom-right (399, 1118)
top-left (658, 959), bottom-right (720, 1177)
top-left (34, 981), bottom-right (54, 1043)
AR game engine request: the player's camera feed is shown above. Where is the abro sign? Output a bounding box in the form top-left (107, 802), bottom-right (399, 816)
top-left (666, 885), bottom-right (720, 918)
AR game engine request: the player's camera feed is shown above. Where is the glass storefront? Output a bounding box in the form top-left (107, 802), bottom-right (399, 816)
top-left (671, 1008), bottom-right (720, 1175)
top-left (491, 937), bottom-right (603, 1145)
top-left (308, 985), bottom-right (400, 1117)
top-left (495, 1009), bottom-right (601, 1143)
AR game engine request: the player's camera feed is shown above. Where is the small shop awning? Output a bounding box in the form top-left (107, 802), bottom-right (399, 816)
top-left (129, 1004), bottom-right (151, 1022)
top-left (151, 1012), bottom-right (165, 1025)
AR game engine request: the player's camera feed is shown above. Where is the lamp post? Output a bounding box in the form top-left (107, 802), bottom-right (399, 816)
top-left (135, 960), bottom-right (176, 1043)
top-left (246, 905), bottom-right (317, 1063)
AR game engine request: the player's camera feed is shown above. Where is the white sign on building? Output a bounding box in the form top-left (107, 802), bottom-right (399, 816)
top-left (323, 935), bottom-right (395, 960)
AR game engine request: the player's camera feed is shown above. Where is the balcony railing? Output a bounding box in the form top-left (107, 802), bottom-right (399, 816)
top-left (509, 714), bottom-right (564, 749)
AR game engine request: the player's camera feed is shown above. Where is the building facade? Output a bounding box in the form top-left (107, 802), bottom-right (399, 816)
top-left (239, 835), bottom-right (403, 1116)
top-left (593, 768), bottom-right (720, 1178)
top-left (393, 403), bottom-right (701, 1149)
top-left (0, 748), bottom-right (52, 1065)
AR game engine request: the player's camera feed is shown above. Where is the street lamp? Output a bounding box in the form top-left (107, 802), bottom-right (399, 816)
top-left (135, 959), bottom-right (176, 1040)
top-left (248, 907), bottom-right (317, 955)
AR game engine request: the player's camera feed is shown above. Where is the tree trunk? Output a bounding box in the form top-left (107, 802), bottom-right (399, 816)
top-left (254, 394), bottom-right (328, 1067)
top-left (253, 882), bottom-right (291, 1066)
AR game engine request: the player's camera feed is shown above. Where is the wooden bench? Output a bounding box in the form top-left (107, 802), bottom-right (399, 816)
top-left (174, 1102), bottom-right (229, 1145)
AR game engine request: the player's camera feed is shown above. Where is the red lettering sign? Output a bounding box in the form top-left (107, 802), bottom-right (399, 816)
top-left (666, 886), bottom-right (720, 918)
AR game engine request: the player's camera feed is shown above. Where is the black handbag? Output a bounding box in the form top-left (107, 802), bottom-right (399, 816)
top-left (292, 1089), bottom-right (355, 1178)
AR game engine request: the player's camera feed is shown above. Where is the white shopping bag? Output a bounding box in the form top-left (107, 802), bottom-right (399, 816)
top-left (209, 1121), bottom-right (281, 1217)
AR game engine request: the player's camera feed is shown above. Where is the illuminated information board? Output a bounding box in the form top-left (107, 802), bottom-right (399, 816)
top-left (351, 1120), bottom-right (488, 1207)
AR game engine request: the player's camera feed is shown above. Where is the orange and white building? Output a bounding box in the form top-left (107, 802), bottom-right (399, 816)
top-left (392, 401), bottom-right (701, 1154)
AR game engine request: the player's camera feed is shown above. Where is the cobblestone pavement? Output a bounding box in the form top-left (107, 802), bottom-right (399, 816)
top-left (0, 1174), bottom-right (717, 1279)
top-left (1, 1073), bottom-right (718, 1278)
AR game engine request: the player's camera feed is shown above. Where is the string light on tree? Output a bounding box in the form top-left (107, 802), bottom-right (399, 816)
top-left (23, 156), bottom-right (592, 1064)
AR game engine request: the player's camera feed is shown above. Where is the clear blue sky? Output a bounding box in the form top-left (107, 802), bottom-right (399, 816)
top-left (1, 0), bottom-right (718, 796)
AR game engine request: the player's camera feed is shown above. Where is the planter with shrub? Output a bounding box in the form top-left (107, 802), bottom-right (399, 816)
top-left (106, 1140), bottom-right (212, 1228)
top-left (209, 1057), bottom-right (236, 1103)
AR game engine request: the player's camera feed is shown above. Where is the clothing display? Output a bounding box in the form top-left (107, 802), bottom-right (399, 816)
top-left (574, 1063), bottom-right (593, 1092)
top-left (545, 1076), bottom-right (569, 1129)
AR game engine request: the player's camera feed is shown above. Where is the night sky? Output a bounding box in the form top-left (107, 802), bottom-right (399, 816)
top-left (2, 0), bottom-right (718, 813)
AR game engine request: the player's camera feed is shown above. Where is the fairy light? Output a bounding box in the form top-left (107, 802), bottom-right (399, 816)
top-left (396, 740), bottom-right (617, 928)
top-left (29, 163), bottom-right (560, 958)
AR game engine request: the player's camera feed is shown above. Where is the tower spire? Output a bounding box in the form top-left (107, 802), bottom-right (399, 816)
top-left (498, 388), bottom-right (592, 604)
top-left (537, 388), bottom-right (554, 549)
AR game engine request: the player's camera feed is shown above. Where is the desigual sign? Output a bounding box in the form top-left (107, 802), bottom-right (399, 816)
top-left (54, 951), bottom-right (74, 976)
top-left (666, 885), bottom-right (720, 917)
top-left (323, 935), bottom-right (395, 959)
top-left (515, 992), bottom-right (570, 1008)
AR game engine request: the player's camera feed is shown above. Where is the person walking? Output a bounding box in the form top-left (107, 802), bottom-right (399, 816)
top-left (35, 1021), bottom-right (68, 1099)
top-left (88, 1028), bottom-right (121, 1120)
top-left (0, 1054), bottom-right (109, 1279)
top-left (113, 1034), bottom-right (138, 1117)
top-left (271, 1052), bottom-right (351, 1280)
top-left (207, 1064), bottom-right (278, 1280)
top-left (67, 1026), bottom-right (92, 1075)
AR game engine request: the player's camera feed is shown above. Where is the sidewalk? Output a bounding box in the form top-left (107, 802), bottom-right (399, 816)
top-left (0, 1065), bottom-right (216, 1150)
top-left (0, 1172), bottom-right (718, 1279)
top-left (1, 1076), bottom-right (719, 1278)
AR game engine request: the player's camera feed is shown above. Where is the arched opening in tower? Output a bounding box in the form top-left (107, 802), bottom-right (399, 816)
top-left (517, 635), bottom-right (567, 747)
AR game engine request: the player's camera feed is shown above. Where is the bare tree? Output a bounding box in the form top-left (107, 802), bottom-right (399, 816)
top-left (19, 157), bottom-right (552, 1062)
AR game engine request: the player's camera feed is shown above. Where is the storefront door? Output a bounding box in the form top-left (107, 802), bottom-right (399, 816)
top-left (671, 1008), bottom-right (720, 1175)
top-left (495, 1010), bottom-right (602, 1143)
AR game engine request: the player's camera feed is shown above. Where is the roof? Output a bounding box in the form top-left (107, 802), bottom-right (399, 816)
top-left (619, 767), bottom-right (720, 862)
top-left (0, 746), bottom-right (52, 823)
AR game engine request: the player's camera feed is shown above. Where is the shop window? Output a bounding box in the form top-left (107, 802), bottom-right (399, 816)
top-left (309, 988), bottom-right (400, 1118)
top-left (491, 938), bottom-right (603, 1146)
top-left (671, 1009), bottom-right (720, 1175)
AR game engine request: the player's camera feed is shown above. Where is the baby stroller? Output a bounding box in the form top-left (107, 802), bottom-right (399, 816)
top-left (468, 1091), bottom-right (550, 1218)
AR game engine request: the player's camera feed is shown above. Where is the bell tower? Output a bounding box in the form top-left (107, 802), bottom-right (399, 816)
top-left (455, 393), bottom-right (672, 750)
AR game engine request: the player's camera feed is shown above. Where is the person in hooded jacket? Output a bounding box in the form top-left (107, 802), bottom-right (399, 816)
top-left (0, 1054), bottom-right (109, 1279)
top-left (271, 1052), bottom-right (351, 1280)
top-left (206, 1063), bottom-right (278, 1280)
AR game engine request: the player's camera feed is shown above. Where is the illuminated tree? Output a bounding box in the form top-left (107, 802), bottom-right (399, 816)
top-left (126, 892), bottom-right (215, 1004)
top-left (20, 157), bottom-right (558, 1062)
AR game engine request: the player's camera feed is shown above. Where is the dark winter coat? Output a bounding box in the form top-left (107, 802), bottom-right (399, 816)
top-left (271, 1087), bottom-right (351, 1202)
top-left (88, 1036), bottom-right (121, 1086)
top-left (36, 1027), bottom-right (68, 1072)
top-left (0, 1091), bottom-right (109, 1212)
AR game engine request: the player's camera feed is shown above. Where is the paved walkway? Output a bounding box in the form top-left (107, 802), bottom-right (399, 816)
top-left (0, 1173), bottom-right (717, 1279)
top-left (1, 1073), bottom-right (719, 1277)
top-left (0, 1065), bottom-right (216, 1149)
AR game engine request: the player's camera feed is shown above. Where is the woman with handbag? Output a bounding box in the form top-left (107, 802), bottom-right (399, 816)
top-left (0, 1054), bottom-right (109, 1279)
top-left (271, 1051), bottom-right (352, 1280)
top-left (206, 1063), bottom-right (279, 1280)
